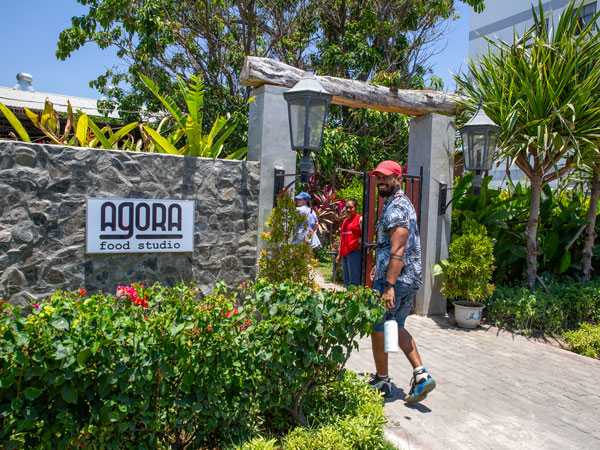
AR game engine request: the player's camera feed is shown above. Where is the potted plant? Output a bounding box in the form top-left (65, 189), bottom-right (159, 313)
top-left (437, 222), bottom-right (495, 328)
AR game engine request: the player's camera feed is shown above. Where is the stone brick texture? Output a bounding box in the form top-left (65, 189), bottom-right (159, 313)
top-left (0, 141), bottom-right (260, 305)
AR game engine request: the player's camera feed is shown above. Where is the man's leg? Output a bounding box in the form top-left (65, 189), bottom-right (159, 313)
top-left (371, 331), bottom-right (387, 375)
top-left (368, 280), bottom-right (394, 397)
top-left (399, 286), bottom-right (436, 403)
top-left (398, 328), bottom-right (423, 369)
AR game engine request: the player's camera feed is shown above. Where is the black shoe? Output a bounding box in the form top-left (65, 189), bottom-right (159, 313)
top-left (368, 373), bottom-right (394, 398)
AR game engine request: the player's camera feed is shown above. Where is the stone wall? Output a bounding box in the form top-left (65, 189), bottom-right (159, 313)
top-left (0, 141), bottom-right (260, 305)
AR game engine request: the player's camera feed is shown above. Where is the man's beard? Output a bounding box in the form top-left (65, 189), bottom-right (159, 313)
top-left (378, 184), bottom-right (394, 197)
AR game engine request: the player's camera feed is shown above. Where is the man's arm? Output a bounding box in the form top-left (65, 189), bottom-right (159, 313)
top-left (382, 226), bottom-right (408, 310)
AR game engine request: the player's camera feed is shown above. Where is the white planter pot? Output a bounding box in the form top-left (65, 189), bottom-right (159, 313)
top-left (453, 301), bottom-right (485, 328)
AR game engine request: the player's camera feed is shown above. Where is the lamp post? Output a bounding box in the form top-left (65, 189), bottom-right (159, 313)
top-left (459, 100), bottom-right (501, 195)
top-left (281, 63), bottom-right (333, 183)
top-left (439, 100), bottom-right (501, 214)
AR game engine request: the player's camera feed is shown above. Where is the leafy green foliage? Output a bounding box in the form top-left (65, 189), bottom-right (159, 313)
top-left (335, 177), bottom-right (364, 215)
top-left (56, 0), bottom-right (485, 169)
top-left (0, 98), bottom-right (139, 150)
top-left (247, 281), bottom-right (383, 427)
top-left (439, 222), bottom-right (495, 302)
top-left (487, 279), bottom-right (600, 334)
top-left (0, 280), bottom-right (382, 448)
top-left (455, 1), bottom-right (600, 287)
top-left (563, 323), bottom-right (600, 359)
top-left (283, 371), bottom-right (387, 450)
top-left (228, 372), bottom-right (388, 450)
top-left (258, 190), bottom-right (315, 286)
top-left (451, 174), bottom-right (600, 283)
top-left (140, 74), bottom-right (246, 159)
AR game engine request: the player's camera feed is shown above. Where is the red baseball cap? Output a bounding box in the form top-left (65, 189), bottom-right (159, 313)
top-left (370, 160), bottom-right (403, 176)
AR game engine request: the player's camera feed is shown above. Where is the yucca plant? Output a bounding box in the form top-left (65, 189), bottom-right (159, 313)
top-left (140, 74), bottom-right (247, 159)
top-left (455, 0), bottom-right (600, 288)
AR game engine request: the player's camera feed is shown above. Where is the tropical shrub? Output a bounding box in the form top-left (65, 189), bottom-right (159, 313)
top-left (229, 371), bottom-right (387, 450)
top-left (140, 74), bottom-right (247, 159)
top-left (563, 323), bottom-right (600, 359)
top-left (0, 283), bottom-right (261, 449)
top-left (258, 190), bottom-right (315, 286)
top-left (451, 174), bottom-right (600, 283)
top-left (0, 280), bottom-right (382, 448)
top-left (335, 176), bottom-right (364, 215)
top-left (455, 1), bottom-right (600, 288)
top-left (283, 371), bottom-right (387, 450)
top-left (487, 279), bottom-right (600, 334)
top-left (246, 280), bottom-right (383, 427)
top-left (438, 222), bottom-right (495, 303)
top-left (0, 99), bottom-right (138, 149)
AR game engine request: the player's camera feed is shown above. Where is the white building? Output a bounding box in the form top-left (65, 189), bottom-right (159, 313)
top-left (470, 0), bottom-right (596, 59)
top-left (468, 0), bottom-right (597, 188)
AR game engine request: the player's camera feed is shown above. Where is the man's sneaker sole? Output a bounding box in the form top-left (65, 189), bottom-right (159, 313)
top-left (405, 378), bottom-right (436, 403)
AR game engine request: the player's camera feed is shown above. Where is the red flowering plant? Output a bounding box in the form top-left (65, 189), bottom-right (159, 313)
top-left (305, 175), bottom-right (344, 243)
top-left (116, 283), bottom-right (149, 308)
top-left (0, 281), bottom-right (261, 448)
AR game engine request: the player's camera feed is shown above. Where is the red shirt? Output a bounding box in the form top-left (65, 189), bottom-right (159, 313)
top-left (340, 214), bottom-right (362, 258)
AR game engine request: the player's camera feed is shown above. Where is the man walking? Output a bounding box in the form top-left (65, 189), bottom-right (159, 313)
top-left (368, 160), bottom-right (436, 403)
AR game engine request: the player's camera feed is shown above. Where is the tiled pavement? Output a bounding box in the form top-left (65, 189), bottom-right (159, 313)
top-left (346, 315), bottom-right (600, 450)
top-left (316, 273), bottom-right (600, 450)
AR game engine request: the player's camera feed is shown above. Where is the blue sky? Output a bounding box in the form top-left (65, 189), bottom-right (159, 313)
top-left (0, 1), bottom-right (472, 99)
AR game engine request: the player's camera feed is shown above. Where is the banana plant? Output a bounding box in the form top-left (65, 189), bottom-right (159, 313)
top-left (140, 74), bottom-right (247, 159)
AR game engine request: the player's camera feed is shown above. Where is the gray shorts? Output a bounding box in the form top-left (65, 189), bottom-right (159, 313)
top-left (373, 280), bottom-right (419, 332)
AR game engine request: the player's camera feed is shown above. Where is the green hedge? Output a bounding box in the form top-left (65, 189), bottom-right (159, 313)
top-left (231, 371), bottom-right (388, 450)
top-left (486, 279), bottom-right (600, 333)
top-left (563, 323), bottom-right (600, 359)
top-left (0, 280), bottom-right (383, 449)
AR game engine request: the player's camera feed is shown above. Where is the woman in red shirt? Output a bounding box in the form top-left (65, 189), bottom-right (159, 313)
top-left (336, 199), bottom-right (363, 288)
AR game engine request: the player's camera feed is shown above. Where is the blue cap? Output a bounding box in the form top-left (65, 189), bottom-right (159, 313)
top-left (295, 192), bottom-right (310, 200)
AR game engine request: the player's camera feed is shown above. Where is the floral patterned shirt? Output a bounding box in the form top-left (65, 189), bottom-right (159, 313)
top-left (374, 189), bottom-right (422, 285)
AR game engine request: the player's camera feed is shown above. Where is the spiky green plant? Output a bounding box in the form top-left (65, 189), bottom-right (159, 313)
top-left (455, 1), bottom-right (600, 288)
top-left (140, 74), bottom-right (247, 159)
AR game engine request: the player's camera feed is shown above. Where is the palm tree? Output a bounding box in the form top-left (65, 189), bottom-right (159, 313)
top-left (455, 1), bottom-right (600, 288)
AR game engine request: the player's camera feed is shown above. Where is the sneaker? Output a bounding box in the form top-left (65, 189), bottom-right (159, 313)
top-left (405, 368), bottom-right (436, 403)
top-left (368, 374), bottom-right (395, 398)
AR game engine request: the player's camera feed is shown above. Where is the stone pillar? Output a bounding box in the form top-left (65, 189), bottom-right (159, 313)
top-left (407, 113), bottom-right (455, 316)
top-left (247, 85), bottom-right (297, 256)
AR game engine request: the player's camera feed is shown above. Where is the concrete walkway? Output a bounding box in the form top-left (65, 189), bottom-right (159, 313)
top-left (315, 273), bottom-right (600, 450)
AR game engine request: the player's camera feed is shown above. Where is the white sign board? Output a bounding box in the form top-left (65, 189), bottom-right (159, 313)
top-left (86, 198), bottom-right (195, 254)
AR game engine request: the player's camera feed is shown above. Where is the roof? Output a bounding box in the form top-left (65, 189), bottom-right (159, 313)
top-left (0, 86), bottom-right (119, 118)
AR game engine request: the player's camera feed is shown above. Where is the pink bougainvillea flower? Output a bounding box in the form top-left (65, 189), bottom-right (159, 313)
top-left (224, 308), bottom-right (239, 319)
top-left (116, 284), bottom-right (148, 308)
top-left (240, 282), bottom-right (246, 288)
top-left (33, 302), bottom-right (40, 309)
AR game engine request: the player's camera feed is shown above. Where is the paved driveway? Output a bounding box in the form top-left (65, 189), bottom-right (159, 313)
top-left (346, 315), bottom-right (600, 450)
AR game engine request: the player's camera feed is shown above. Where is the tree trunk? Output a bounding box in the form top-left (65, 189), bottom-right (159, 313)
top-left (582, 169), bottom-right (600, 282)
top-left (526, 178), bottom-right (543, 289)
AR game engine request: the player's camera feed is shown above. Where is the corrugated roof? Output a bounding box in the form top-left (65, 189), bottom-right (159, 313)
top-left (0, 86), bottom-right (119, 118)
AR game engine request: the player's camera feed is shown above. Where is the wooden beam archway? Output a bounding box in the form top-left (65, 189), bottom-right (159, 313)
top-left (239, 56), bottom-right (464, 116)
